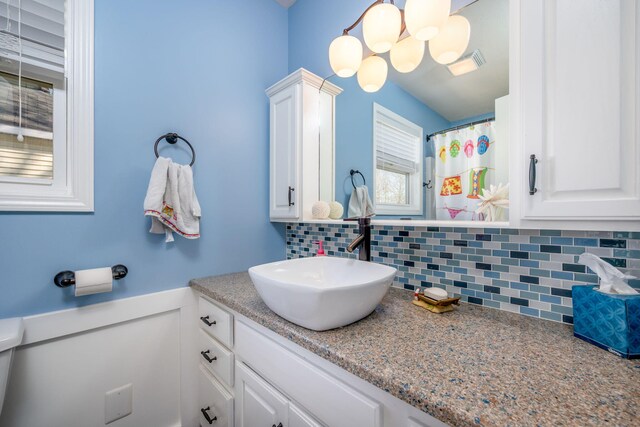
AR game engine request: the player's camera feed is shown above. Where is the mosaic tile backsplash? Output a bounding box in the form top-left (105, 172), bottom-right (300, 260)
top-left (286, 223), bottom-right (640, 325)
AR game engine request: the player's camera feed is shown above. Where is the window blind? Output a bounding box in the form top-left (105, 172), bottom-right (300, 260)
top-left (0, 132), bottom-right (52, 179)
top-left (0, 0), bottom-right (65, 72)
top-left (375, 119), bottom-right (420, 174)
top-left (0, 0), bottom-right (60, 181)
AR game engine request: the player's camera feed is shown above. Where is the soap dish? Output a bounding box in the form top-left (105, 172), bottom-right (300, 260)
top-left (412, 292), bottom-right (460, 314)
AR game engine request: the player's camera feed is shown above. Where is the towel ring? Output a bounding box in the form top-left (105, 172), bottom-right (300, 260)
top-left (350, 169), bottom-right (365, 189)
top-left (154, 132), bottom-right (196, 166)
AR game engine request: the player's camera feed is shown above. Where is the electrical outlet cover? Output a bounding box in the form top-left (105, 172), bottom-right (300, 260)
top-left (105, 383), bottom-right (133, 424)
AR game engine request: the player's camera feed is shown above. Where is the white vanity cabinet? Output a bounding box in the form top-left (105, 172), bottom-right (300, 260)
top-left (266, 69), bottom-right (342, 221)
top-left (516, 0), bottom-right (640, 225)
top-left (194, 292), bottom-right (448, 427)
top-left (235, 361), bottom-right (289, 427)
top-left (235, 361), bottom-right (322, 427)
top-left (197, 296), bottom-right (235, 427)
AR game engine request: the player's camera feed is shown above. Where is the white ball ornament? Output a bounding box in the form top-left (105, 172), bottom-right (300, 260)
top-left (311, 201), bottom-right (331, 219)
top-left (328, 201), bottom-right (344, 219)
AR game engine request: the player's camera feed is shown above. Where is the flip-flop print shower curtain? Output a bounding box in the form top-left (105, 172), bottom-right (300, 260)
top-left (433, 121), bottom-right (496, 221)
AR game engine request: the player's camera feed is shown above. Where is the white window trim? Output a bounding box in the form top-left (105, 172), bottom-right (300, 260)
top-left (0, 0), bottom-right (93, 212)
top-left (372, 103), bottom-right (423, 216)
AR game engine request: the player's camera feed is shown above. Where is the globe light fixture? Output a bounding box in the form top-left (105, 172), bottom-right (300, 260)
top-left (390, 36), bottom-right (425, 73)
top-left (329, 35), bottom-right (363, 77)
top-left (357, 56), bottom-right (388, 93)
top-left (428, 15), bottom-right (471, 64)
top-left (327, 1), bottom-right (473, 92)
top-left (362, 2), bottom-right (401, 53)
top-left (405, 0), bottom-right (451, 41)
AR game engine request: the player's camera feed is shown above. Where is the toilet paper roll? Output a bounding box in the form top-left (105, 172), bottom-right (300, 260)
top-left (74, 267), bottom-right (113, 297)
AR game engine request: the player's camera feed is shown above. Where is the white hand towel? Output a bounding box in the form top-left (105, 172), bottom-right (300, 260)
top-left (144, 157), bottom-right (201, 242)
top-left (348, 185), bottom-right (375, 218)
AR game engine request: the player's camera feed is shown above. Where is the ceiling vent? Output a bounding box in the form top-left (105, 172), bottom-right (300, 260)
top-left (447, 49), bottom-right (486, 77)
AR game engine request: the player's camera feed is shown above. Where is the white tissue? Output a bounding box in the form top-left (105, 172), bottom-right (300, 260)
top-left (577, 253), bottom-right (638, 295)
top-left (74, 267), bottom-right (113, 297)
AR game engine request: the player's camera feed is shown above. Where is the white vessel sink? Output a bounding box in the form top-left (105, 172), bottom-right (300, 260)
top-left (248, 257), bottom-right (397, 331)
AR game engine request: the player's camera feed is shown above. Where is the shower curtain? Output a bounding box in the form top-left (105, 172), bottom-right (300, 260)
top-left (433, 121), bottom-right (496, 221)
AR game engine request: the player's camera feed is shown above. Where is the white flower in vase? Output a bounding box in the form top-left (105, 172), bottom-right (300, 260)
top-left (476, 183), bottom-right (509, 222)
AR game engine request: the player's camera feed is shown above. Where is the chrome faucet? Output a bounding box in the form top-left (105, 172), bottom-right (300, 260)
top-left (345, 216), bottom-right (371, 261)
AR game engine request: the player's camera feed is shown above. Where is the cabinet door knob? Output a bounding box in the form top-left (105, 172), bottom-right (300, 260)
top-left (200, 350), bottom-right (217, 363)
top-left (272, 423), bottom-right (283, 427)
top-left (200, 315), bottom-right (216, 326)
top-left (288, 186), bottom-right (295, 206)
top-left (529, 154), bottom-right (538, 195)
top-left (201, 406), bottom-right (217, 424)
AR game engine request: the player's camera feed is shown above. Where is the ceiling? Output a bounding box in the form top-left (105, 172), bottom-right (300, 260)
top-left (273, 0), bottom-right (297, 8)
top-left (386, 0), bottom-right (509, 122)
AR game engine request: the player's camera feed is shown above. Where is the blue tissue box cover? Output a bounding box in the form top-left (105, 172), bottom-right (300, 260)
top-left (572, 285), bottom-right (640, 359)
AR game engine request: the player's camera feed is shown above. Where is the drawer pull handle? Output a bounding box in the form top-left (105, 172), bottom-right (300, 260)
top-left (201, 406), bottom-right (217, 424)
top-left (200, 350), bottom-right (217, 363)
top-left (529, 154), bottom-right (538, 195)
top-left (288, 186), bottom-right (295, 206)
top-left (272, 424), bottom-right (283, 427)
top-left (200, 315), bottom-right (216, 326)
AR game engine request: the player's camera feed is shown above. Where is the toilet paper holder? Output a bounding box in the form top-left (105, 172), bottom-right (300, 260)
top-left (54, 265), bottom-right (128, 288)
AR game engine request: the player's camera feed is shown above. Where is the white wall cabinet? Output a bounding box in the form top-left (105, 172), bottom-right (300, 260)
top-left (268, 84), bottom-right (300, 220)
top-left (516, 0), bottom-right (640, 225)
top-left (266, 69), bottom-right (342, 221)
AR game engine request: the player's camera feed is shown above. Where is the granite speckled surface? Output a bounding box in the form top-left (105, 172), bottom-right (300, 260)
top-left (190, 273), bottom-right (640, 427)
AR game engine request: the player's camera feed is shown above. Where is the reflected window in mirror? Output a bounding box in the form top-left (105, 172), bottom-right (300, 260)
top-left (373, 103), bottom-right (423, 215)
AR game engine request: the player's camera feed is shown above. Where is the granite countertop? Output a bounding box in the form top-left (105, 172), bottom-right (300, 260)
top-left (190, 273), bottom-right (640, 427)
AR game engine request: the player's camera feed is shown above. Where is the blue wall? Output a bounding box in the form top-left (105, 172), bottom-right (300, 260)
top-left (0, 0), bottom-right (288, 317)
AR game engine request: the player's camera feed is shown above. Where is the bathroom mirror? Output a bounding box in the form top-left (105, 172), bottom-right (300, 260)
top-left (321, 0), bottom-right (509, 223)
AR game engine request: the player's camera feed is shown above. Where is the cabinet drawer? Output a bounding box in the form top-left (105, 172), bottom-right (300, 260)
top-left (199, 366), bottom-right (233, 427)
top-left (199, 329), bottom-right (234, 388)
top-left (235, 320), bottom-right (381, 427)
top-left (198, 297), bottom-right (233, 348)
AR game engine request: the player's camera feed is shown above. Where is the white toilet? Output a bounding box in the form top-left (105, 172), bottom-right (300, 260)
top-left (0, 318), bottom-right (23, 416)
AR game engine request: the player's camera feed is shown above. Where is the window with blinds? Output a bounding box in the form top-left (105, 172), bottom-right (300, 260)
top-left (0, 0), bottom-right (64, 182)
top-left (373, 103), bottom-right (423, 215)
